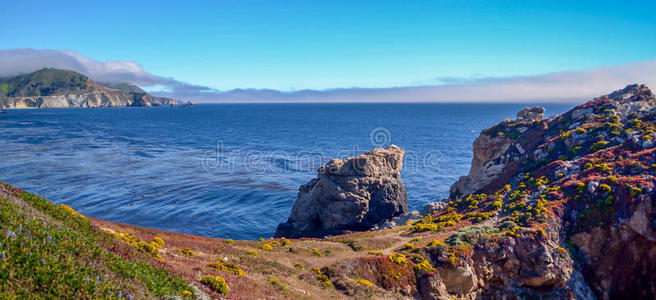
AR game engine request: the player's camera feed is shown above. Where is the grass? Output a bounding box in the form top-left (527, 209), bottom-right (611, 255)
top-left (0, 185), bottom-right (192, 299)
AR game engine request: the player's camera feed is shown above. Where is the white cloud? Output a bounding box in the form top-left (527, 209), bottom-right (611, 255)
top-left (1, 48), bottom-right (655, 103)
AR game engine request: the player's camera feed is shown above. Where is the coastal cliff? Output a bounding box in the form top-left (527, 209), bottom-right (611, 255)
top-left (2, 84), bottom-right (655, 299)
top-left (0, 68), bottom-right (178, 108)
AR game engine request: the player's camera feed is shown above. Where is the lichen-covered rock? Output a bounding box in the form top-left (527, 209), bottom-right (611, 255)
top-left (275, 145), bottom-right (408, 238)
top-left (517, 106), bottom-right (545, 121)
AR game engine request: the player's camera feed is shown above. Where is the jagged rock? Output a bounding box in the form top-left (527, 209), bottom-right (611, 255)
top-left (438, 264), bottom-right (478, 294)
top-left (450, 133), bottom-right (514, 197)
top-left (517, 106), bottom-right (545, 121)
top-left (275, 145), bottom-right (408, 238)
top-left (603, 84), bottom-right (656, 120)
top-left (424, 201), bottom-right (448, 215)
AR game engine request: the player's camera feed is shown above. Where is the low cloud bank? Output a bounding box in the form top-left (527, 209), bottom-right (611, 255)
top-left (1, 48), bottom-right (655, 103)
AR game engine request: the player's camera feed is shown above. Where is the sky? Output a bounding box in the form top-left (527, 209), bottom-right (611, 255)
top-left (1, 0), bottom-right (656, 102)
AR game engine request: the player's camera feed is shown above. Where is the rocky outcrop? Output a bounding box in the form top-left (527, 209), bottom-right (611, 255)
top-left (439, 84), bottom-right (656, 299)
top-left (275, 145), bottom-right (408, 238)
top-left (449, 134), bottom-right (514, 197)
top-left (517, 106), bottom-right (545, 121)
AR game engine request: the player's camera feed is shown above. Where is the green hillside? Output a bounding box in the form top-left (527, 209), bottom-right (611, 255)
top-left (0, 183), bottom-right (195, 299)
top-left (0, 68), bottom-right (91, 98)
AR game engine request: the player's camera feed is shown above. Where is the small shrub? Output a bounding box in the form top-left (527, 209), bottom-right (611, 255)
top-left (269, 277), bottom-right (288, 290)
top-left (177, 247), bottom-right (194, 256)
top-left (367, 250), bottom-right (383, 256)
top-left (281, 238), bottom-right (291, 246)
top-left (591, 140), bottom-right (609, 152)
top-left (247, 250), bottom-right (258, 256)
top-left (200, 275), bottom-right (229, 296)
top-left (294, 262), bottom-right (304, 269)
top-left (317, 274), bottom-right (333, 288)
top-left (151, 237), bottom-right (165, 248)
top-left (631, 186), bottom-right (642, 197)
top-left (427, 239), bottom-right (446, 247)
top-left (260, 244), bottom-right (273, 251)
top-left (270, 240), bottom-right (281, 247)
top-left (388, 253), bottom-right (407, 267)
top-left (491, 199), bottom-right (503, 210)
top-left (209, 261), bottom-right (246, 276)
top-left (598, 184), bottom-right (612, 193)
top-left (402, 243), bottom-right (414, 250)
top-left (224, 239), bottom-right (235, 244)
top-left (410, 237), bottom-right (422, 243)
top-left (575, 128), bottom-right (587, 134)
top-left (312, 248), bottom-right (322, 257)
top-left (413, 259), bottom-right (434, 273)
top-left (355, 278), bottom-right (375, 287)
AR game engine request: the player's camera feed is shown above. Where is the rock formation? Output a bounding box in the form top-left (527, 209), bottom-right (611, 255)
top-left (0, 68), bottom-right (178, 108)
top-left (516, 106), bottom-right (545, 121)
top-left (324, 84), bottom-right (656, 300)
top-left (275, 145), bottom-right (408, 238)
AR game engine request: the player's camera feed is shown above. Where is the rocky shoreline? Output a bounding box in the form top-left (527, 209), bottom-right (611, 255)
top-left (0, 68), bottom-right (178, 109)
top-left (2, 83), bottom-right (655, 299)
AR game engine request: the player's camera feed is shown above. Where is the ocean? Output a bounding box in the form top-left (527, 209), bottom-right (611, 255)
top-left (0, 103), bottom-right (573, 239)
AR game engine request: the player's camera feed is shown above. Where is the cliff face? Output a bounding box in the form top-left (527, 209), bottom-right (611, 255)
top-left (0, 68), bottom-right (178, 108)
top-left (275, 145), bottom-right (409, 238)
top-left (427, 84), bottom-right (656, 299)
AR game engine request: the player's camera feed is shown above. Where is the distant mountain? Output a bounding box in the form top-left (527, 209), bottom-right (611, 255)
top-left (0, 68), bottom-right (178, 108)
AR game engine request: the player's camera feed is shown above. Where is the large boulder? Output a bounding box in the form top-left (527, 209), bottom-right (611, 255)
top-left (275, 145), bottom-right (408, 238)
top-left (516, 106), bottom-right (545, 121)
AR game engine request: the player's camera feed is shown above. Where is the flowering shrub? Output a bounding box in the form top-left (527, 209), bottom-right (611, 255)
top-left (209, 261), bottom-right (246, 276)
top-left (177, 247), bottom-right (194, 256)
top-left (388, 253), bottom-right (407, 267)
top-left (59, 203), bottom-right (86, 219)
top-left (151, 237), bottom-right (165, 249)
top-left (260, 244), bottom-right (273, 251)
top-left (200, 275), bottom-right (229, 296)
top-left (355, 278), bottom-right (375, 287)
top-left (269, 277), bottom-right (288, 290)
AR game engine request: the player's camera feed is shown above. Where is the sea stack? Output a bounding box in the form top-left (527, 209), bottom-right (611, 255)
top-left (275, 145), bottom-right (408, 238)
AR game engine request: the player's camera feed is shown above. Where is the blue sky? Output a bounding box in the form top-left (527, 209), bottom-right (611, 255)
top-left (3, 0), bottom-right (655, 90)
top-left (1, 1), bottom-right (656, 102)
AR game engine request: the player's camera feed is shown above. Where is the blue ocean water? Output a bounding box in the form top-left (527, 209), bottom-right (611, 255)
top-left (0, 103), bottom-right (573, 239)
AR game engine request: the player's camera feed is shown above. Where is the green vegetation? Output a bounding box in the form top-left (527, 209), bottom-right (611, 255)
top-left (0, 68), bottom-right (89, 97)
top-left (355, 278), bottom-right (375, 287)
top-left (388, 253), bottom-right (407, 267)
top-left (200, 275), bottom-right (229, 296)
top-left (209, 260), bottom-right (247, 277)
top-left (0, 184), bottom-right (192, 299)
top-left (177, 247), bottom-right (195, 256)
top-left (269, 277), bottom-right (288, 290)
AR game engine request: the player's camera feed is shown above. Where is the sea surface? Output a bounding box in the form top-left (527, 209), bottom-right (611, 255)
top-left (0, 103), bottom-right (573, 239)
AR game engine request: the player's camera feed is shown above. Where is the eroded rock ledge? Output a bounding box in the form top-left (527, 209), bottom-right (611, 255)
top-left (275, 145), bottom-right (408, 238)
